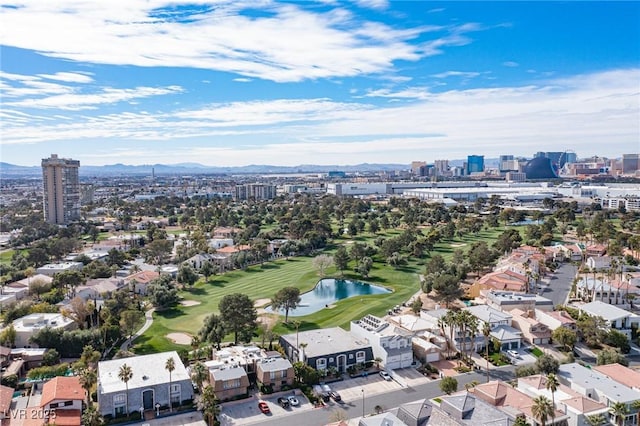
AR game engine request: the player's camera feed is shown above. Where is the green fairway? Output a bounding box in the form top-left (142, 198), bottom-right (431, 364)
top-left (134, 226), bottom-right (526, 354)
top-left (0, 249), bottom-right (15, 266)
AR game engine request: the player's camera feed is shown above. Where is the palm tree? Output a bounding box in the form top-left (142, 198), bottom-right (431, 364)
top-left (165, 357), bottom-right (176, 412)
top-left (81, 405), bottom-right (105, 426)
top-left (78, 368), bottom-right (97, 407)
top-left (191, 361), bottom-right (208, 392)
top-left (118, 363), bottom-right (133, 416)
top-left (545, 373), bottom-right (559, 425)
top-left (531, 395), bottom-right (553, 426)
top-left (441, 310), bottom-right (458, 360)
top-left (373, 357), bottom-right (383, 370)
top-left (610, 401), bottom-right (629, 426)
top-left (632, 400), bottom-right (640, 426)
top-left (482, 321), bottom-right (491, 383)
top-left (585, 413), bottom-right (607, 426)
top-left (197, 385), bottom-right (220, 426)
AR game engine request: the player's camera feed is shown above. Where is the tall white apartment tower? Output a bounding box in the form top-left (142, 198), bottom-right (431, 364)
top-left (41, 154), bottom-right (81, 225)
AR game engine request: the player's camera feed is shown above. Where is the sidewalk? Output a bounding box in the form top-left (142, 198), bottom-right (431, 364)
top-left (121, 308), bottom-right (155, 350)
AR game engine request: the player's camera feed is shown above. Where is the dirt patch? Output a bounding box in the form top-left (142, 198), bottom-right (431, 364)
top-left (257, 312), bottom-right (280, 329)
top-left (166, 332), bottom-right (192, 345)
top-left (180, 300), bottom-right (201, 307)
top-left (254, 298), bottom-right (271, 308)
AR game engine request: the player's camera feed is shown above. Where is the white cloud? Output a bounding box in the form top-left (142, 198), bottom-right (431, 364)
top-left (233, 78), bottom-right (252, 83)
top-left (37, 72), bottom-right (94, 83)
top-left (0, 0), bottom-right (470, 82)
top-left (353, 0), bottom-right (389, 10)
top-left (431, 71), bottom-right (481, 79)
top-left (1, 69), bottom-right (637, 165)
top-left (503, 61), bottom-right (519, 67)
top-left (4, 85), bottom-right (183, 110)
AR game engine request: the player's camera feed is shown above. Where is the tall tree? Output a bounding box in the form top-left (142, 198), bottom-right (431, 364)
top-left (200, 260), bottom-right (215, 283)
top-left (483, 321), bottom-right (491, 383)
top-left (439, 376), bottom-right (458, 395)
top-left (81, 405), bottom-right (105, 426)
top-left (432, 274), bottom-right (463, 308)
top-left (531, 395), bottom-right (554, 426)
top-left (219, 293), bottom-right (257, 344)
top-left (333, 246), bottom-right (349, 276)
top-left (177, 264), bottom-right (198, 288)
top-left (271, 287), bottom-right (301, 323)
top-left (78, 368), bottom-right (97, 407)
top-left (118, 363), bottom-right (133, 416)
top-left (197, 385), bottom-right (220, 426)
top-left (191, 361), bottom-right (208, 392)
top-left (545, 373), bottom-right (559, 426)
top-left (165, 357), bottom-right (176, 412)
top-left (199, 314), bottom-right (226, 350)
top-left (585, 414), bottom-right (607, 426)
top-left (312, 254), bottom-right (334, 277)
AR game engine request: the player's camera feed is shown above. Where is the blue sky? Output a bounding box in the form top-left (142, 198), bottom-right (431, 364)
top-left (1, 1), bottom-right (639, 167)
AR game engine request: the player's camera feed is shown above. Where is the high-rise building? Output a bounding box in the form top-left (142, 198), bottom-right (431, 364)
top-left (466, 155), bottom-right (484, 174)
top-left (41, 154), bottom-right (81, 225)
top-left (622, 154), bottom-right (640, 174)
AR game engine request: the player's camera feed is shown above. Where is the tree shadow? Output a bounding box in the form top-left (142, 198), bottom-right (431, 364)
top-left (185, 287), bottom-right (207, 295)
top-left (260, 263), bottom-right (280, 270)
top-left (157, 308), bottom-right (186, 319)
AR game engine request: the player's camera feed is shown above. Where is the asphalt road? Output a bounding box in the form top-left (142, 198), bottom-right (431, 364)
top-left (539, 262), bottom-right (576, 306)
top-left (255, 366), bottom-right (517, 426)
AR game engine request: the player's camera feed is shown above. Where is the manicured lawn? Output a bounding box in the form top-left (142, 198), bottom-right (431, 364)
top-left (488, 353), bottom-right (509, 366)
top-left (0, 249), bottom-right (15, 266)
top-left (530, 346), bottom-right (544, 357)
top-left (133, 227), bottom-right (519, 354)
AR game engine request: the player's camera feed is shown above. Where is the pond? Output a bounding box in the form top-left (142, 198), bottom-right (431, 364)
top-left (265, 278), bottom-right (392, 317)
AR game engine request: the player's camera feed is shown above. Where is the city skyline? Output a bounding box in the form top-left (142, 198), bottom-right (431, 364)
top-left (1, 1), bottom-right (639, 167)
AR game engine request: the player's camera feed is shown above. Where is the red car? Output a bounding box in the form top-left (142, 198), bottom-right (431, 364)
top-left (258, 401), bottom-right (271, 414)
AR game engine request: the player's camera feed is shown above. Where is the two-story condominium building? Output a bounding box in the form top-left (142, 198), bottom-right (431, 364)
top-left (97, 351), bottom-right (193, 418)
top-left (255, 357), bottom-right (294, 392)
top-left (350, 315), bottom-right (413, 370)
top-left (482, 290), bottom-right (554, 313)
top-left (279, 327), bottom-right (373, 373)
top-left (40, 376), bottom-right (85, 426)
top-left (209, 366), bottom-right (250, 402)
top-left (593, 363), bottom-right (640, 392)
top-left (11, 313), bottom-right (76, 348)
top-left (578, 300), bottom-right (640, 340)
top-left (36, 262), bottom-right (83, 277)
top-left (557, 363), bottom-right (640, 426)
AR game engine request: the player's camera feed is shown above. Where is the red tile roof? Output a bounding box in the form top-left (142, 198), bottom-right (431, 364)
top-left (40, 377), bottom-right (84, 408)
top-left (0, 384), bottom-right (14, 416)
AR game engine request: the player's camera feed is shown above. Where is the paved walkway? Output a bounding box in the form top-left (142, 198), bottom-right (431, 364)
top-left (121, 308), bottom-right (155, 350)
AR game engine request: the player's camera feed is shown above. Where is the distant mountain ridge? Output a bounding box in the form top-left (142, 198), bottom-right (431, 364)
top-left (0, 159), bottom-right (496, 177)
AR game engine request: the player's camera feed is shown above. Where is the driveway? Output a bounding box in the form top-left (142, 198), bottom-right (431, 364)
top-left (506, 348), bottom-right (537, 366)
top-left (219, 392), bottom-right (312, 426)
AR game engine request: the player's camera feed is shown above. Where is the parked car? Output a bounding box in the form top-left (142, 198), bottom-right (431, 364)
top-left (277, 397), bottom-right (290, 408)
top-left (258, 401), bottom-right (270, 414)
top-left (313, 384), bottom-right (330, 402)
top-left (287, 395), bottom-right (300, 406)
top-left (380, 370), bottom-right (392, 381)
top-left (507, 350), bottom-right (521, 359)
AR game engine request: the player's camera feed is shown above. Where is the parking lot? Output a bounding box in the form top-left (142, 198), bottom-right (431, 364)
top-left (506, 348), bottom-right (537, 366)
top-left (218, 369), bottom-right (431, 425)
top-left (219, 392), bottom-right (313, 426)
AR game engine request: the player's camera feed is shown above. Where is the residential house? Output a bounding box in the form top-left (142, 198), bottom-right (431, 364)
top-left (396, 399), bottom-right (433, 426)
top-left (350, 315), bottom-right (413, 370)
top-left (1, 384), bottom-right (13, 420)
top-left (279, 327), bottom-right (373, 373)
top-left (358, 412), bottom-right (407, 426)
top-left (464, 305), bottom-right (522, 351)
top-left (40, 376), bottom-right (85, 426)
top-left (207, 239), bottom-right (234, 250)
top-left (76, 277), bottom-right (126, 300)
top-left (482, 290), bottom-right (554, 313)
top-left (255, 357), bottom-right (294, 392)
top-left (97, 351), bottom-right (193, 417)
top-left (585, 244), bottom-right (607, 258)
top-left (12, 313), bottom-right (76, 348)
top-left (470, 380), bottom-right (568, 426)
top-left (209, 366), bottom-right (250, 401)
top-left (579, 300), bottom-right (640, 340)
top-left (36, 262), bottom-right (83, 277)
top-left (585, 256), bottom-right (611, 271)
top-left (0, 293), bottom-right (17, 308)
top-left (557, 363), bottom-right (640, 426)
top-left (518, 374), bottom-right (608, 426)
top-left (466, 269), bottom-right (530, 298)
top-left (536, 310), bottom-right (577, 333)
top-left (427, 392), bottom-right (511, 426)
top-left (593, 363), bottom-right (640, 391)
top-left (124, 270), bottom-right (160, 296)
top-left (509, 309), bottom-right (551, 345)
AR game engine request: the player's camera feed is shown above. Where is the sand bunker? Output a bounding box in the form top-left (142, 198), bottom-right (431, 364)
top-left (166, 333), bottom-right (192, 345)
top-left (254, 298), bottom-right (271, 308)
top-left (180, 300), bottom-right (201, 307)
top-left (450, 243), bottom-right (467, 247)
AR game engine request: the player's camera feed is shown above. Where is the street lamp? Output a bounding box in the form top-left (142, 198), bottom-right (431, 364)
top-left (361, 388), bottom-right (365, 418)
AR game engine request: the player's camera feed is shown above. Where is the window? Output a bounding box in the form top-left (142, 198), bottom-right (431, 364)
top-left (270, 371), bottom-right (277, 380)
top-left (280, 369), bottom-right (288, 378)
top-left (329, 357), bottom-right (334, 362)
top-left (50, 403), bottom-right (59, 409)
top-left (115, 406), bottom-right (125, 416)
top-left (64, 401), bottom-right (73, 406)
top-left (170, 384), bottom-right (180, 393)
top-left (223, 379), bottom-right (241, 390)
top-left (316, 358), bottom-right (327, 370)
top-left (114, 394), bottom-right (126, 405)
top-left (356, 351), bottom-right (366, 362)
